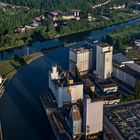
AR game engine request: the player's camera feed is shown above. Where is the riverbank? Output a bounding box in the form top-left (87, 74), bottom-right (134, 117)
top-left (59, 15), bottom-right (140, 40)
top-left (0, 52), bottom-right (43, 79)
top-left (1, 15), bottom-right (140, 52)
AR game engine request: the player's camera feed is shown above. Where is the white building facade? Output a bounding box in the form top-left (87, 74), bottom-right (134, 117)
top-left (96, 43), bottom-right (113, 80)
top-left (83, 97), bottom-right (103, 136)
top-left (69, 47), bottom-right (93, 76)
top-left (49, 66), bottom-right (83, 107)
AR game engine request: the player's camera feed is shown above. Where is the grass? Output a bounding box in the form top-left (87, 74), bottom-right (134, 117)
top-left (126, 50), bottom-right (140, 59)
top-left (0, 52), bottom-right (43, 79)
top-left (0, 59), bottom-right (20, 78)
top-left (111, 27), bottom-right (140, 38)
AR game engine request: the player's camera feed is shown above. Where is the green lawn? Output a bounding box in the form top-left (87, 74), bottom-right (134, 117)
top-left (0, 52), bottom-right (42, 78)
top-left (0, 59), bottom-right (20, 77)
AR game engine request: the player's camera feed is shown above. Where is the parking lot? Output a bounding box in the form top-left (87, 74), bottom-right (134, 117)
top-left (107, 101), bottom-right (140, 140)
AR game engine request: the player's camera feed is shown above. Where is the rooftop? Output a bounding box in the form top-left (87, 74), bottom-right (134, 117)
top-left (102, 95), bottom-right (120, 101)
top-left (114, 62), bottom-right (140, 78)
top-left (52, 71), bottom-right (82, 87)
top-left (49, 10), bottom-right (63, 16)
top-left (126, 63), bottom-right (140, 74)
top-left (134, 39), bottom-right (140, 43)
top-left (70, 46), bottom-right (91, 53)
top-left (83, 78), bottom-right (95, 87)
top-left (101, 83), bottom-right (118, 89)
top-left (98, 43), bottom-right (111, 48)
top-left (113, 53), bottom-right (134, 65)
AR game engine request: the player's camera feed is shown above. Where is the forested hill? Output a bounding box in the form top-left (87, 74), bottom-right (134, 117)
top-left (0, 0), bottom-right (107, 11)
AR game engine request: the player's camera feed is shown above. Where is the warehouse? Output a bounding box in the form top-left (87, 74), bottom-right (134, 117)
top-left (113, 53), bottom-right (140, 89)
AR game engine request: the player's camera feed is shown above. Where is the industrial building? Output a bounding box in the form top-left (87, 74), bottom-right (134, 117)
top-left (96, 43), bottom-right (113, 80)
top-left (99, 82), bottom-right (118, 94)
top-left (83, 78), bottom-right (95, 93)
top-left (69, 46), bottom-right (93, 76)
top-left (102, 95), bottom-right (120, 105)
top-left (49, 66), bottom-right (83, 108)
top-left (83, 96), bottom-right (103, 136)
top-left (113, 53), bottom-right (140, 89)
top-left (69, 105), bottom-right (82, 138)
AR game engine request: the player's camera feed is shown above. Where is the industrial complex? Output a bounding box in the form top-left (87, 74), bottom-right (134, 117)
top-left (40, 39), bottom-right (140, 140)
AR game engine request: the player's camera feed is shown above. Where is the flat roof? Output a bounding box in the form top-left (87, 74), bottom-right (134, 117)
top-left (70, 46), bottom-right (90, 53)
top-left (113, 53), bottom-right (134, 65)
top-left (126, 63), bottom-right (140, 74)
top-left (102, 95), bottom-right (120, 100)
top-left (101, 83), bottom-right (118, 88)
top-left (84, 79), bottom-right (95, 87)
top-left (98, 43), bottom-right (111, 48)
top-left (113, 63), bottom-right (140, 78)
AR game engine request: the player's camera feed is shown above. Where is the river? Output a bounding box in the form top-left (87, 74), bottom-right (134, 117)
top-left (0, 18), bottom-right (140, 60)
top-left (0, 18), bottom-right (140, 140)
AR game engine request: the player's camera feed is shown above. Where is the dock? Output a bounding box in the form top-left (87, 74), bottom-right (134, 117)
top-left (40, 89), bottom-right (72, 140)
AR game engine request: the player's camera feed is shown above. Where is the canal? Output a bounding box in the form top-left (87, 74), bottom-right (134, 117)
top-left (0, 18), bottom-right (140, 60)
top-left (0, 18), bottom-right (140, 140)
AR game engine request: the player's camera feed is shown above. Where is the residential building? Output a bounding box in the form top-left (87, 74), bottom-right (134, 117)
top-left (15, 27), bottom-right (26, 33)
top-left (69, 46), bottom-right (93, 76)
top-left (96, 43), bottom-right (113, 80)
top-left (133, 39), bottom-right (140, 49)
top-left (88, 13), bottom-right (92, 21)
top-left (83, 96), bottom-right (103, 136)
top-left (47, 10), bottom-right (63, 21)
top-left (62, 13), bottom-right (75, 20)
